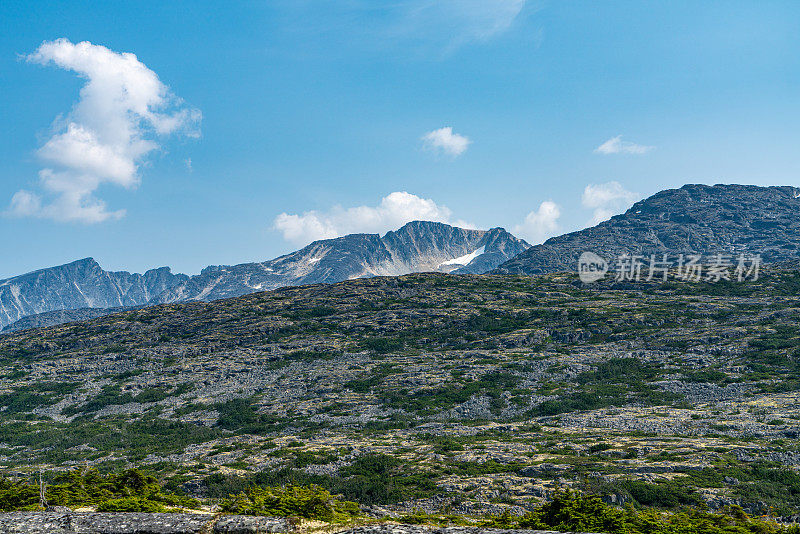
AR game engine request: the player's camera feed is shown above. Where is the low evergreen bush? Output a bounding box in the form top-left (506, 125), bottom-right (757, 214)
top-left (483, 491), bottom-right (800, 534)
top-left (220, 484), bottom-right (359, 521)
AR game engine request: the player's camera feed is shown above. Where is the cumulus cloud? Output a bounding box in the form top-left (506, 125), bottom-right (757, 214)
top-left (513, 201), bottom-right (561, 245)
top-left (594, 135), bottom-right (653, 155)
top-left (273, 191), bottom-right (473, 245)
top-left (582, 181), bottom-right (639, 224)
top-left (7, 38), bottom-right (200, 223)
top-left (421, 127), bottom-right (471, 157)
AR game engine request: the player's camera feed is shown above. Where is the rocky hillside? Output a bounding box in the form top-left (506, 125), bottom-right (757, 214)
top-left (496, 184), bottom-right (800, 275)
top-left (1, 269), bottom-right (799, 517)
top-left (0, 222), bottom-right (528, 330)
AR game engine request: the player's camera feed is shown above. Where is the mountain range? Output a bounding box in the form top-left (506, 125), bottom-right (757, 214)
top-left (4, 183), bottom-right (800, 333)
top-left (495, 184), bottom-right (800, 275)
top-left (0, 221), bottom-right (528, 331)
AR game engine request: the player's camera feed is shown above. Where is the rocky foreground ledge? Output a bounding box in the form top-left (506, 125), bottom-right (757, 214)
top-left (0, 514), bottom-right (582, 534)
top-left (0, 512), bottom-right (290, 534)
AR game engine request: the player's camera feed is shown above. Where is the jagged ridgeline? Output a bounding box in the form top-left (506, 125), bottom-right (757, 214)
top-left (1, 268), bottom-right (800, 518)
top-left (0, 221), bottom-right (528, 331)
top-left (5, 183), bottom-right (800, 334)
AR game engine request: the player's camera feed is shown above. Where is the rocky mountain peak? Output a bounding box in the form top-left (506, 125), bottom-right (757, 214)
top-left (154, 221), bottom-right (529, 304)
top-left (0, 221), bottom-right (529, 330)
top-left (495, 183), bottom-right (800, 275)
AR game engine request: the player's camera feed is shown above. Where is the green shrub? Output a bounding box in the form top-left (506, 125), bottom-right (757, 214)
top-left (0, 468), bottom-right (199, 512)
top-left (221, 485), bottom-right (359, 521)
top-left (484, 491), bottom-right (799, 534)
top-left (621, 480), bottom-right (700, 508)
top-left (286, 306), bottom-right (338, 319)
top-left (683, 370), bottom-right (731, 384)
top-left (29, 381), bottom-right (80, 395)
top-left (379, 370), bottom-right (520, 415)
top-left (215, 398), bottom-right (285, 433)
top-left (133, 387), bottom-right (171, 403)
top-left (62, 385), bottom-right (135, 415)
top-left (577, 358), bottom-right (660, 384)
top-left (343, 364), bottom-right (398, 393)
top-left (0, 478), bottom-right (38, 511)
top-left (0, 391), bottom-right (55, 414)
top-left (332, 453), bottom-right (438, 505)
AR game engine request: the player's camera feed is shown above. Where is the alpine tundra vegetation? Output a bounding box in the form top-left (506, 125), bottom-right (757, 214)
top-left (5, 1), bottom-right (800, 531)
top-left (1, 265), bottom-right (799, 529)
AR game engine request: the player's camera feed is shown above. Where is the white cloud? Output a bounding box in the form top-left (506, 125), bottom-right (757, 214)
top-left (8, 191), bottom-right (43, 219)
top-left (282, 1), bottom-right (528, 57)
top-left (582, 181), bottom-right (639, 224)
top-left (421, 127), bottom-right (471, 157)
top-left (513, 201), bottom-right (561, 245)
top-left (273, 191), bottom-right (473, 245)
top-left (400, 0), bottom-right (527, 48)
top-left (6, 38), bottom-right (200, 223)
top-left (594, 135), bottom-right (653, 155)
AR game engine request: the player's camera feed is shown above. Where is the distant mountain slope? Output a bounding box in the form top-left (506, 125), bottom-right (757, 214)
top-left (495, 184), bottom-right (800, 275)
top-left (0, 259), bottom-right (187, 329)
top-left (1, 307), bottom-right (129, 333)
top-left (0, 222), bottom-right (528, 329)
top-left (154, 222), bottom-right (529, 303)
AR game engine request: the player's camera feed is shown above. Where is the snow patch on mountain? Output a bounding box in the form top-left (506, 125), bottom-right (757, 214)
top-left (439, 246), bottom-right (485, 269)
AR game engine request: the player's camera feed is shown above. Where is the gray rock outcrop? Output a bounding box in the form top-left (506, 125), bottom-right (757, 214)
top-left (0, 512), bottom-right (289, 534)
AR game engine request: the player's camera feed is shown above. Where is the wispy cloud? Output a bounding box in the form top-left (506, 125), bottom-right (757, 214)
top-left (421, 127), bottom-right (471, 157)
top-left (273, 191), bottom-right (473, 245)
top-left (582, 181), bottom-right (639, 224)
top-left (280, 1), bottom-right (528, 57)
top-left (513, 201), bottom-right (561, 244)
top-left (397, 0), bottom-right (527, 51)
top-left (7, 39), bottom-right (200, 223)
top-left (594, 135), bottom-right (653, 155)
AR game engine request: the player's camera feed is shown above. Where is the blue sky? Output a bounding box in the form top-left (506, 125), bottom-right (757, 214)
top-left (1, 1), bottom-right (799, 278)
